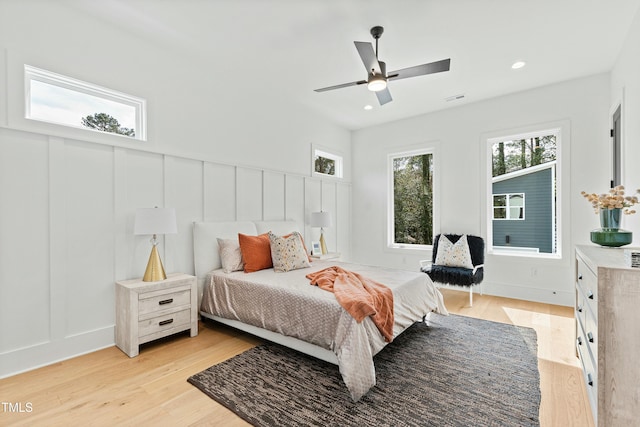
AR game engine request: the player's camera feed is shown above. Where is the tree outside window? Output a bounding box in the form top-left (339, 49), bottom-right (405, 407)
top-left (392, 152), bottom-right (433, 246)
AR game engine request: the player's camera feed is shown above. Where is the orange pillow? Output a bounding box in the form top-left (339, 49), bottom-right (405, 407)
top-left (238, 233), bottom-right (272, 272)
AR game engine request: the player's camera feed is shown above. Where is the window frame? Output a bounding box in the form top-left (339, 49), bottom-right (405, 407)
top-left (484, 126), bottom-right (564, 259)
top-left (24, 64), bottom-right (147, 141)
top-left (386, 144), bottom-right (440, 253)
top-left (493, 193), bottom-right (525, 220)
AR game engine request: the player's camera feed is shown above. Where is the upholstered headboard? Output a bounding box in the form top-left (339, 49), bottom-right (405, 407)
top-left (192, 220), bottom-right (301, 299)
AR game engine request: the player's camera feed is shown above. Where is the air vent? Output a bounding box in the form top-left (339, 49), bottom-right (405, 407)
top-left (445, 94), bottom-right (465, 102)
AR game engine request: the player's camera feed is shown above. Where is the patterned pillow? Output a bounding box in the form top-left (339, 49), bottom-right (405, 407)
top-left (217, 238), bottom-right (244, 273)
top-left (268, 231), bottom-right (311, 272)
top-left (435, 235), bottom-right (474, 269)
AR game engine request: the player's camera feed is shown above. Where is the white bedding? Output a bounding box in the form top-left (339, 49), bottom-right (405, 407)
top-left (200, 259), bottom-right (448, 401)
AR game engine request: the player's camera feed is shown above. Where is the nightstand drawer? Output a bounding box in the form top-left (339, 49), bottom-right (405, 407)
top-left (138, 308), bottom-right (192, 338)
top-left (139, 288), bottom-right (191, 316)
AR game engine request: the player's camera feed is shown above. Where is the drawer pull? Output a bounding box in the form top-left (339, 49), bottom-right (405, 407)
top-left (587, 332), bottom-right (594, 343)
top-left (577, 337), bottom-right (583, 346)
top-left (587, 373), bottom-right (593, 387)
top-left (159, 298), bottom-right (174, 305)
top-left (587, 291), bottom-right (594, 300)
top-left (159, 319), bottom-right (174, 326)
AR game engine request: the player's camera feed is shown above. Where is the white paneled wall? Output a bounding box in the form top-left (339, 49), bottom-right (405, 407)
top-left (0, 129), bottom-right (351, 378)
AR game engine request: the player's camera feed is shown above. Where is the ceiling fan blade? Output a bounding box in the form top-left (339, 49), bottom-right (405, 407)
top-left (376, 88), bottom-right (393, 105)
top-left (314, 80), bottom-right (367, 92)
top-left (354, 41), bottom-right (381, 74)
top-left (388, 58), bottom-right (451, 81)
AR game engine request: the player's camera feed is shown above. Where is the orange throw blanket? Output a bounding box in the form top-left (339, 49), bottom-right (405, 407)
top-left (306, 266), bottom-right (394, 342)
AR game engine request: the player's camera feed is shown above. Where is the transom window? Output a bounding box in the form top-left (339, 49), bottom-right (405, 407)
top-left (313, 148), bottom-right (343, 178)
top-left (25, 65), bottom-right (146, 140)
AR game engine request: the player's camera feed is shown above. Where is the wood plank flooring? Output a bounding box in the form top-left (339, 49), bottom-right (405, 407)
top-left (0, 289), bottom-right (594, 426)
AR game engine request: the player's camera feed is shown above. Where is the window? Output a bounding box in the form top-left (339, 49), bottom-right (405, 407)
top-left (313, 148), bottom-right (343, 178)
top-left (388, 149), bottom-right (435, 249)
top-left (493, 193), bottom-right (525, 220)
top-left (25, 65), bottom-right (146, 140)
top-left (488, 130), bottom-right (559, 255)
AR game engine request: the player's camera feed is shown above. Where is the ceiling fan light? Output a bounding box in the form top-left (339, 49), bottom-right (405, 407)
top-left (367, 75), bottom-right (387, 92)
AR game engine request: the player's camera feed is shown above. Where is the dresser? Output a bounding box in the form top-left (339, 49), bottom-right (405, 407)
top-left (575, 245), bottom-right (640, 426)
top-left (115, 273), bottom-right (198, 357)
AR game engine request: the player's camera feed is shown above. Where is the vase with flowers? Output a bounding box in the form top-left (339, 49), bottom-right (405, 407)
top-left (581, 185), bottom-right (640, 247)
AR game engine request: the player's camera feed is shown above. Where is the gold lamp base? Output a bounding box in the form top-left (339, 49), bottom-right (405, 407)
top-left (320, 232), bottom-right (328, 255)
top-left (142, 244), bottom-right (167, 282)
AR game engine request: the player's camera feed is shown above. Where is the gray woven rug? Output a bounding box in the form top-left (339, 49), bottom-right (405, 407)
top-left (188, 314), bottom-right (540, 426)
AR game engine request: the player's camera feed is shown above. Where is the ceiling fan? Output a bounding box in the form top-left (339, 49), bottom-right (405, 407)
top-left (314, 26), bottom-right (451, 106)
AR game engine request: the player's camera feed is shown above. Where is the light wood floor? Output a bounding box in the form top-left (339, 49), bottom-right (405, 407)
top-left (0, 289), bottom-right (594, 427)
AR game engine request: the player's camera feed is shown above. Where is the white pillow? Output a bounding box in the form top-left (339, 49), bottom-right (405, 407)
top-left (217, 238), bottom-right (244, 273)
top-left (435, 235), bottom-right (474, 269)
top-left (268, 231), bottom-right (311, 272)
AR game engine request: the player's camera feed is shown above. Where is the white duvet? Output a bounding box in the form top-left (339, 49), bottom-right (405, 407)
top-left (200, 260), bottom-right (448, 401)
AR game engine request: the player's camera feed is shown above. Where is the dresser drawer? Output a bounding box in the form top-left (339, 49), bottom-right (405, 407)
top-left (575, 287), bottom-right (587, 329)
top-left (138, 288), bottom-right (191, 316)
top-left (584, 306), bottom-right (598, 364)
top-left (576, 316), bottom-right (587, 356)
top-left (576, 256), bottom-right (598, 303)
top-left (138, 308), bottom-right (192, 338)
top-left (577, 337), bottom-right (598, 416)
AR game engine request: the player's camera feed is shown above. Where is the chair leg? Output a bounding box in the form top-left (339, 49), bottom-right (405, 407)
top-left (469, 286), bottom-right (473, 307)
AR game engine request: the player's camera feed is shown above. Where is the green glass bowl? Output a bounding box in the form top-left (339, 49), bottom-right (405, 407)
top-left (590, 229), bottom-right (633, 247)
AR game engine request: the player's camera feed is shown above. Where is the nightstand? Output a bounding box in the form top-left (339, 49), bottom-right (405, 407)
top-left (115, 273), bottom-right (198, 357)
top-left (311, 252), bottom-right (341, 260)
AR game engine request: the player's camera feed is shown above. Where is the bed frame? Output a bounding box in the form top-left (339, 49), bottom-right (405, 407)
top-left (192, 220), bottom-right (339, 364)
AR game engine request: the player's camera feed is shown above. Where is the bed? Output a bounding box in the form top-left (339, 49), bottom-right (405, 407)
top-left (193, 220), bottom-right (448, 401)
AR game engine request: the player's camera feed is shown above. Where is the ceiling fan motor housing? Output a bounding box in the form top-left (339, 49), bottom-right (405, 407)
top-left (370, 26), bottom-right (384, 39)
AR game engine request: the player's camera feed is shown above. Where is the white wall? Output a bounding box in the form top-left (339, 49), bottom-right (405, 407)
top-left (611, 7), bottom-right (640, 239)
top-left (0, 1), bottom-right (351, 179)
top-left (351, 74), bottom-right (611, 306)
top-left (0, 3), bottom-right (351, 377)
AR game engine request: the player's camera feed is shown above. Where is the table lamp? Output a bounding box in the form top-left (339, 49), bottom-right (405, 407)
top-left (311, 211), bottom-right (332, 255)
top-left (134, 207), bottom-right (177, 282)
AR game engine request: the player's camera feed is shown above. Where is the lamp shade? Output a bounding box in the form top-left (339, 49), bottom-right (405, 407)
top-left (134, 207), bottom-right (177, 235)
top-left (310, 211), bottom-right (332, 228)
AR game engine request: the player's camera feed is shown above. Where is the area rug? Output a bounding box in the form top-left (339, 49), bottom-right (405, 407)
top-left (188, 314), bottom-right (540, 426)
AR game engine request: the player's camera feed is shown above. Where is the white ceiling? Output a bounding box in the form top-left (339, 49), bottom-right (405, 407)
top-left (72, 0), bottom-right (640, 130)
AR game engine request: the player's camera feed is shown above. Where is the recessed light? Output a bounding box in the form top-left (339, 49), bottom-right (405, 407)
top-left (364, 105), bottom-right (373, 110)
top-left (511, 61), bottom-right (526, 70)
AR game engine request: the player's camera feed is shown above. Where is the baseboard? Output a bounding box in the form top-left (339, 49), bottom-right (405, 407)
top-left (463, 281), bottom-right (573, 306)
top-left (0, 325), bottom-right (115, 379)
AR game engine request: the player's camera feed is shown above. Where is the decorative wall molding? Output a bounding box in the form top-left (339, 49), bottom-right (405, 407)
top-left (0, 127), bottom-right (351, 378)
